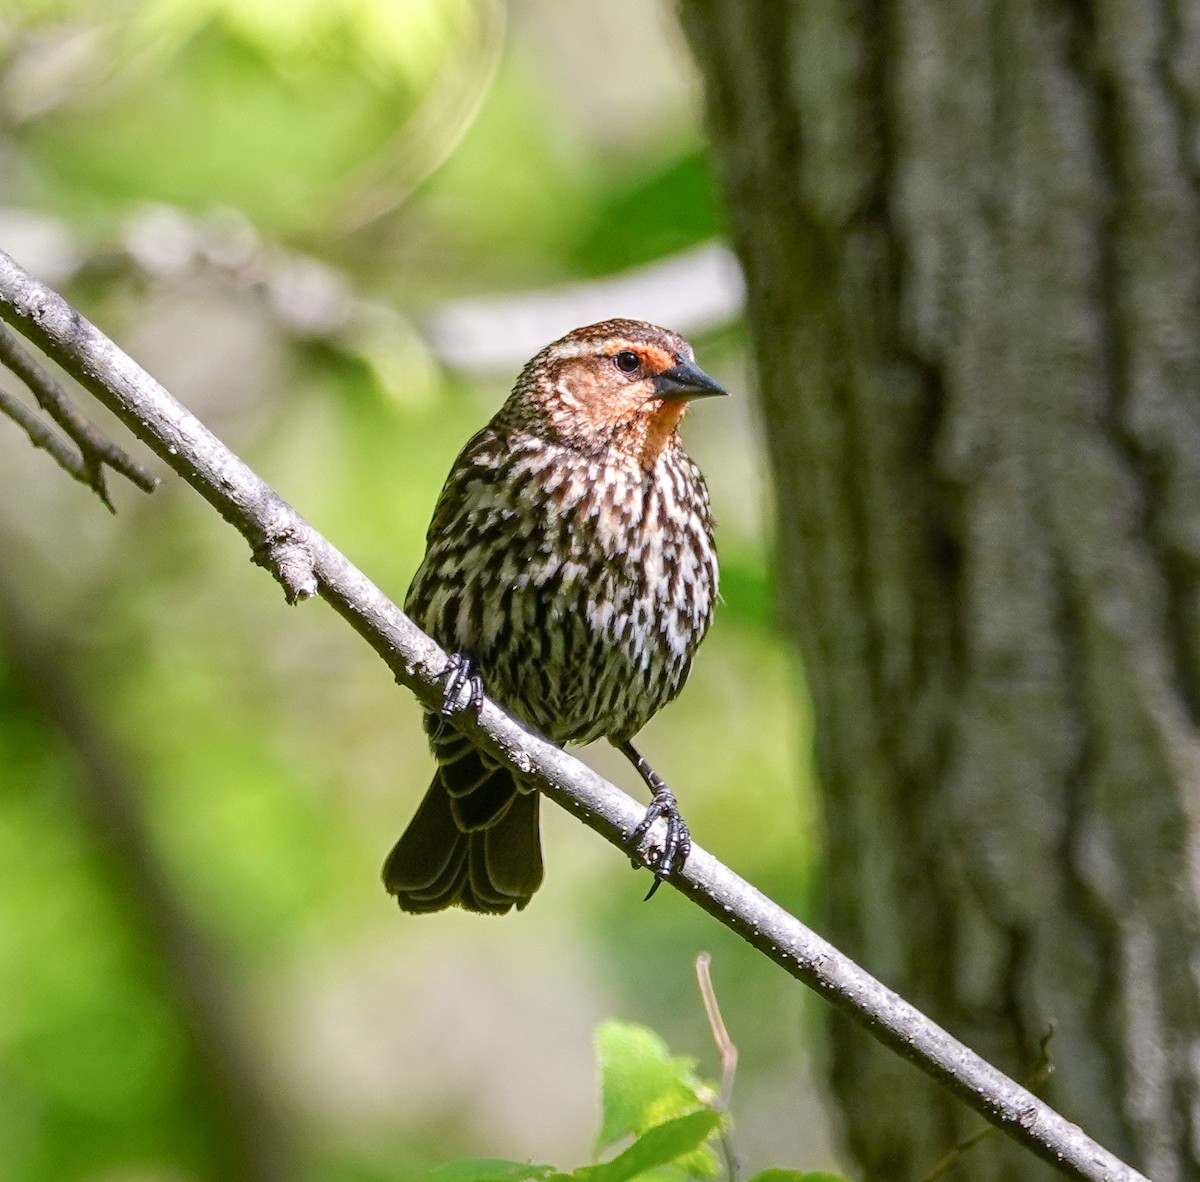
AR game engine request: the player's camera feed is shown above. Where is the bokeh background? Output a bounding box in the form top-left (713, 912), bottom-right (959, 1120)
top-left (0, 2), bottom-right (835, 1179)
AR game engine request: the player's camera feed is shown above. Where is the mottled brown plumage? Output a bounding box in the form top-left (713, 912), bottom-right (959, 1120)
top-left (384, 319), bottom-right (724, 914)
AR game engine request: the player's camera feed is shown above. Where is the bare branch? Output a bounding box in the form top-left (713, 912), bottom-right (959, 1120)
top-left (696, 953), bottom-right (738, 1113)
top-left (0, 380), bottom-right (93, 483)
top-left (0, 246), bottom-right (1150, 1182)
top-left (696, 953), bottom-right (739, 1181)
top-left (921, 1023), bottom-right (1059, 1182)
top-left (0, 318), bottom-right (157, 509)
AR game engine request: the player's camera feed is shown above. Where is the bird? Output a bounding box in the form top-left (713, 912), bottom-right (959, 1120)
top-left (383, 318), bottom-right (725, 914)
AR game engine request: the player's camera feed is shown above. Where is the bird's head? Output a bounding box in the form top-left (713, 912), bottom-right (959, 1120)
top-left (507, 319), bottom-right (726, 466)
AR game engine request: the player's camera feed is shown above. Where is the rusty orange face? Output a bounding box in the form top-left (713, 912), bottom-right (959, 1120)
top-left (523, 320), bottom-right (726, 466)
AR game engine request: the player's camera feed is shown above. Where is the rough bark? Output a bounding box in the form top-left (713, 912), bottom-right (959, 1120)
top-left (681, 1), bottom-right (1200, 1179)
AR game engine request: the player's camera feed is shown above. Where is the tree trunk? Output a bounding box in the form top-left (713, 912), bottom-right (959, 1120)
top-left (681, 2), bottom-right (1200, 1179)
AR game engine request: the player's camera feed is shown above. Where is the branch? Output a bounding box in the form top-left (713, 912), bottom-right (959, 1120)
top-left (0, 246), bottom-right (1148, 1182)
top-left (696, 953), bottom-right (739, 1180)
top-left (0, 318), bottom-right (158, 509)
top-left (0, 380), bottom-right (94, 483)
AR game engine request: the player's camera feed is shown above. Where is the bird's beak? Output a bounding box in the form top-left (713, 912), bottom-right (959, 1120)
top-left (652, 359), bottom-right (728, 401)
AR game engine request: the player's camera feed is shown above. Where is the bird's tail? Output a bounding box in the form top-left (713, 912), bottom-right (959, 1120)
top-left (383, 731), bottom-right (543, 914)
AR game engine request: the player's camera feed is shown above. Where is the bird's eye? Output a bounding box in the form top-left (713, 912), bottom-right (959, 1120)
top-left (614, 350), bottom-right (640, 373)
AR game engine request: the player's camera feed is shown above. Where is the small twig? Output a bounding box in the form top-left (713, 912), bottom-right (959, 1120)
top-left (920, 1023), bottom-right (1058, 1182)
top-left (922, 1126), bottom-right (995, 1182)
top-left (0, 319), bottom-right (157, 509)
top-left (696, 953), bottom-right (739, 1181)
top-left (697, 953), bottom-right (739, 1110)
top-left (1029, 1022), bottom-right (1057, 1091)
top-left (0, 381), bottom-right (93, 483)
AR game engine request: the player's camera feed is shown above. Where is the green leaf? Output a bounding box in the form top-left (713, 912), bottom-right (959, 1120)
top-left (573, 1110), bottom-right (723, 1182)
top-left (594, 1020), bottom-right (713, 1150)
top-left (430, 1159), bottom-right (556, 1182)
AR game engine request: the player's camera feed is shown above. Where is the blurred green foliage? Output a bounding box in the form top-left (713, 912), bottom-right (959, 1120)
top-left (18, 0), bottom-right (484, 233)
top-left (0, 2), bottom-right (827, 1180)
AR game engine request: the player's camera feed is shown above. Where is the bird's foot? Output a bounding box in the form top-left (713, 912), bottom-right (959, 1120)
top-left (439, 652), bottom-right (484, 719)
top-left (631, 788), bottom-right (691, 900)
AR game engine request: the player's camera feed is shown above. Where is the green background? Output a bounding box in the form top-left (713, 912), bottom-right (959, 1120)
top-left (0, 2), bottom-right (830, 1178)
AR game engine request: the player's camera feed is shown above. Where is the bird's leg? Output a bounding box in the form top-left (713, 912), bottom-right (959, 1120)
top-left (439, 652), bottom-right (485, 719)
top-left (616, 739), bottom-right (692, 900)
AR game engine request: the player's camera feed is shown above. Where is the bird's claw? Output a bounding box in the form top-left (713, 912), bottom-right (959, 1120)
top-left (439, 652), bottom-right (484, 719)
top-left (631, 789), bottom-right (691, 900)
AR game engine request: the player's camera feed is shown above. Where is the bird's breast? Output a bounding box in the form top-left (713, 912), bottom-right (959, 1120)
top-left (407, 435), bottom-right (717, 744)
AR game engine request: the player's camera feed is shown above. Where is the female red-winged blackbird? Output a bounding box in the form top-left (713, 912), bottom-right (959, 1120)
top-left (384, 319), bottom-right (724, 914)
